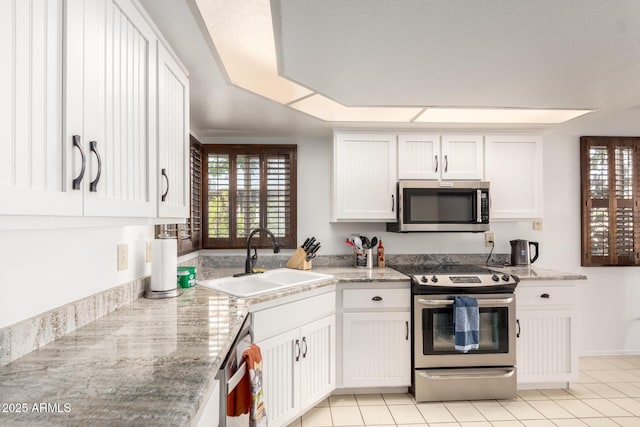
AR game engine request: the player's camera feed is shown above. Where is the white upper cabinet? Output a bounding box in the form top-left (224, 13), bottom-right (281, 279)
top-left (0, 0), bottom-right (82, 216)
top-left (0, 0), bottom-right (188, 224)
top-left (68, 0), bottom-right (158, 217)
top-left (440, 135), bottom-right (484, 180)
top-left (333, 133), bottom-right (397, 221)
top-left (485, 135), bottom-right (543, 219)
top-left (397, 134), bottom-right (441, 180)
top-left (157, 42), bottom-right (190, 218)
top-left (397, 134), bottom-right (483, 180)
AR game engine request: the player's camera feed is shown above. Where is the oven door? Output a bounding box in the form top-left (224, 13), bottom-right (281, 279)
top-left (413, 294), bottom-right (515, 368)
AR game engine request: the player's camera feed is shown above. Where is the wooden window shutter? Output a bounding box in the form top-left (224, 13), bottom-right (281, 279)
top-left (203, 145), bottom-right (297, 249)
top-left (581, 136), bottom-right (640, 266)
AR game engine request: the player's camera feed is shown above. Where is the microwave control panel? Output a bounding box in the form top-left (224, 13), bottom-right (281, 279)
top-left (481, 193), bottom-right (489, 222)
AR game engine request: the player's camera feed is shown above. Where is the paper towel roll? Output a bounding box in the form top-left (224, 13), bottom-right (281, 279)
top-left (151, 239), bottom-right (178, 292)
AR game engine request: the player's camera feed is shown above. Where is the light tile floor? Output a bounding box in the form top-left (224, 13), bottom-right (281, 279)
top-left (287, 356), bottom-right (640, 426)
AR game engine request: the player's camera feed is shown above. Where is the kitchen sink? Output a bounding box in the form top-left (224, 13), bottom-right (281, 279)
top-left (197, 268), bottom-right (334, 297)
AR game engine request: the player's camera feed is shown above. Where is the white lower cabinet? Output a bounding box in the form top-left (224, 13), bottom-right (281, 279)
top-left (339, 286), bottom-right (411, 388)
top-left (194, 379), bottom-right (219, 427)
top-left (515, 281), bottom-right (578, 388)
top-left (342, 312), bottom-right (411, 387)
top-left (253, 291), bottom-right (336, 427)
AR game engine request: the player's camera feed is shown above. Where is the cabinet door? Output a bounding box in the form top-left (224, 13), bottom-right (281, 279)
top-left (80, 0), bottom-right (157, 217)
top-left (299, 315), bottom-right (335, 411)
top-left (158, 42), bottom-right (190, 218)
top-left (333, 133), bottom-right (397, 221)
top-left (485, 135), bottom-right (543, 219)
top-left (342, 312), bottom-right (411, 387)
top-left (441, 135), bottom-right (484, 180)
top-left (516, 309), bottom-right (578, 385)
top-left (258, 329), bottom-right (300, 427)
top-left (0, 0), bottom-right (82, 216)
top-left (397, 134), bottom-right (440, 179)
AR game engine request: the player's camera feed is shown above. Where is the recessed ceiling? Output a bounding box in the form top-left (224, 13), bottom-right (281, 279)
top-left (276, 0), bottom-right (640, 110)
top-left (141, 0), bottom-right (640, 136)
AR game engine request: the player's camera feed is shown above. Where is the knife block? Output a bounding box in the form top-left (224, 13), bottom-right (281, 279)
top-left (286, 247), bottom-right (312, 270)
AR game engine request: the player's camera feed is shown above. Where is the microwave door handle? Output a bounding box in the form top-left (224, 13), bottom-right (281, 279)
top-left (476, 189), bottom-right (482, 222)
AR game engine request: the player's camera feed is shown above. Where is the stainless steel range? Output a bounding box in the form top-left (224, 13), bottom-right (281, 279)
top-left (395, 264), bottom-right (519, 402)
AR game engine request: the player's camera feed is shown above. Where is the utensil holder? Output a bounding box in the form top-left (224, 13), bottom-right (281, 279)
top-left (354, 248), bottom-right (372, 269)
top-left (286, 247), bottom-right (312, 270)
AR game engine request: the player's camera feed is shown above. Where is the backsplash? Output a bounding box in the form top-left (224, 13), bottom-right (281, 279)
top-left (200, 253), bottom-right (510, 269)
top-left (0, 276), bottom-right (149, 367)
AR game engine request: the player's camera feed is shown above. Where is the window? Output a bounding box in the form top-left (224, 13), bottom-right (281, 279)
top-left (155, 136), bottom-right (203, 255)
top-left (203, 144), bottom-right (297, 249)
top-left (580, 136), bottom-right (640, 266)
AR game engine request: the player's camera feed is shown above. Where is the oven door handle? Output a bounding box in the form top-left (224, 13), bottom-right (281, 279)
top-left (416, 297), bottom-right (513, 306)
top-left (418, 368), bottom-right (515, 381)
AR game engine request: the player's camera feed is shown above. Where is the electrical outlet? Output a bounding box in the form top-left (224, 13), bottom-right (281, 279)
top-left (146, 241), bottom-right (152, 263)
top-left (533, 220), bottom-right (543, 230)
top-left (117, 244), bottom-right (128, 271)
top-left (485, 231), bottom-right (495, 247)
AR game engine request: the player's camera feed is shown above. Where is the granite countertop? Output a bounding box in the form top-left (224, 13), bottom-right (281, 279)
top-left (0, 286), bottom-right (249, 427)
top-left (0, 266), bottom-right (406, 426)
top-left (488, 265), bottom-right (588, 281)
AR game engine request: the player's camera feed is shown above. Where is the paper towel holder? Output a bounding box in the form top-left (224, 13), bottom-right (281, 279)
top-left (144, 287), bottom-right (183, 299)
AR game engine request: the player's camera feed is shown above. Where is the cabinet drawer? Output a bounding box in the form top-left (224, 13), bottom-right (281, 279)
top-left (343, 288), bottom-right (410, 310)
top-left (516, 286), bottom-right (576, 307)
top-left (253, 291), bottom-right (335, 341)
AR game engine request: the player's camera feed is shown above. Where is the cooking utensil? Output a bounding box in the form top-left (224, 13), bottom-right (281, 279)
top-left (345, 238), bottom-right (355, 248)
top-left (360, 236), bottom-right (370, 249)
top-left (369, 236), bottom-right (378, 248)
top-left (352, 236), bottom-right (363, 250)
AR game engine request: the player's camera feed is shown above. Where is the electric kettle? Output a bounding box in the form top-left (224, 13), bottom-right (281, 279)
top-left (510, 239), bottom-right (539, 266)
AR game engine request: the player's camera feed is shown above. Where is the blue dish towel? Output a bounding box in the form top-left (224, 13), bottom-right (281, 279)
top-left (453, 296), bottom-right (480, 353)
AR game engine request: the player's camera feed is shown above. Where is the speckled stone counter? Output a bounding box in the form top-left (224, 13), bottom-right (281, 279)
top-left (0, 266), bottom-right (406, 426)
top-left (0, 286), bottom-right (248, 427)
top-left (488, 265), bottom-right (587, 281)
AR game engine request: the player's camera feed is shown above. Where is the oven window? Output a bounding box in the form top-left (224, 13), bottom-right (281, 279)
top-left (422, 307), bottom-right (509, 355)
top-left (404, 189), bottom-right (475, 223)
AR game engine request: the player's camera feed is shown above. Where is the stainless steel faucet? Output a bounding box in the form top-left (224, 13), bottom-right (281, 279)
top-left (235, 227), bottom-right (280, 276)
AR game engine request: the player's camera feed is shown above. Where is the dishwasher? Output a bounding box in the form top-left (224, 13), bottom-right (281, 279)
top-left (217, 316), bottom-right (253, 427)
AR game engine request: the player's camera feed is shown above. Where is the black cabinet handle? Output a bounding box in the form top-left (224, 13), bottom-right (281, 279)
top-left (540, 293), bottom-right (550, 299)
top-left (295, 339), bottom-right (300, 362)
top-left (391, 195), bottom-right (395, 212)
top-left (372, 296), bottom-right (383, 301)
top-left (89, 140), bottom-right (102, 192)
top-left (405, 321), bottom-right (409, 340)
top-left (435, 155), bottom-right (438, 172)
top-left (444, 154), bottom-right (448, 172)
top-left (161, 168), bottom-right (169, 202)
top-left (302, 337), bottom-right (308, 358)
top-left (72, 135), bottom-right (85, 190)
top-left (516, 319), bottom-right (521, 338)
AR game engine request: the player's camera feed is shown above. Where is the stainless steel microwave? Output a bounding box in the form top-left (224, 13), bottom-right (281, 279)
top-left (386, 180), bottom-right (490, 232)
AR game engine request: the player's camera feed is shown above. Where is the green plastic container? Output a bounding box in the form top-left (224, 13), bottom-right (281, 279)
top-left (177, 266), bottom-right (197, 288)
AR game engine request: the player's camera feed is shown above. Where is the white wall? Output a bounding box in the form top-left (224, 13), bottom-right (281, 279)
top-left (542, 110), bottom-right (640, 355)
top-left (0, 225), bottom-right (154, 329)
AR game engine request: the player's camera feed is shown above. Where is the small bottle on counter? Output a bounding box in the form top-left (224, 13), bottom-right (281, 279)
top-left (377, 240), bottom-right (385, 268)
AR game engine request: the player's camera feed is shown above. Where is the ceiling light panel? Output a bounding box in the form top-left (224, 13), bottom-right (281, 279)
top-left (414, 108), bottom-right (592, 124)
top-left (195, 0), bottom-right (312, 104)
top-left (289, 94), bottom-right (422, 122)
